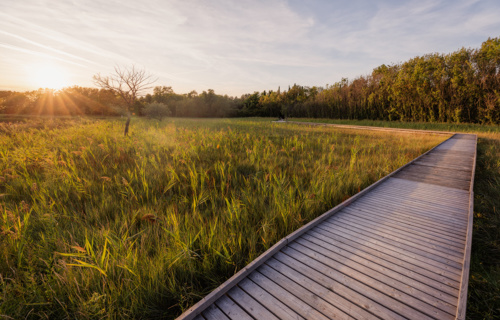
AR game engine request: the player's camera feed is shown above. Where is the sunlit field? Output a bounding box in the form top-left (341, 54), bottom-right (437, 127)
top-left (0, 118), bottom-right (448, 319)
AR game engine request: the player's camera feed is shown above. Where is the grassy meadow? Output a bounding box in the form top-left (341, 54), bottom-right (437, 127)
top-left (292, 118), bottom-right (500, 319)
top-left (0, 117), bottom-right (448, 319)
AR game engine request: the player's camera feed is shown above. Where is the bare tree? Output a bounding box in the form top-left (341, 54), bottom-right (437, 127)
top-left (93, 65), bottom-right (156, 136)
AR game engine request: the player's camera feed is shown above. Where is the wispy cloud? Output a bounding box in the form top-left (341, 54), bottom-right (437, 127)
top-left (1, 0), bottom-right (499, 95)
top-left (0, 30), bottom-right (95, 65)
top-left (0, 42), bottom-right (88, 67)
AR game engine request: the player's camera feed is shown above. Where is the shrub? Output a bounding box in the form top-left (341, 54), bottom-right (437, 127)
top-left (144, 102), bottom-right (171, 121)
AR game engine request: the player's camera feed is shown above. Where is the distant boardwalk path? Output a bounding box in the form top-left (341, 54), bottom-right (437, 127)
top-left (178, 126), bottom-right (477, 320)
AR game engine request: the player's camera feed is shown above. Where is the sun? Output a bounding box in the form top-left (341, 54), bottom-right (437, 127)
top-left (30, 62), bottom-right (70, 90)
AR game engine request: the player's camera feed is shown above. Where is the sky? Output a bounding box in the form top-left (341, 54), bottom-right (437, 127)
top-left (1, 0), bottom-right (499, 96)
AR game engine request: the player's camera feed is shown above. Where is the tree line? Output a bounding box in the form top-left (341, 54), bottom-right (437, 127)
top-left (0, 86), bottom-right (241, 119)
top-left (1, 37), bottom-right (499, 124)
top-left (240, 37), bottom-right (500, 124)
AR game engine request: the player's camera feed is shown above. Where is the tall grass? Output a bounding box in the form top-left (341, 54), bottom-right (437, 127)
top-left (468, 134), bottom-right (500, 319)
top-left (0, 118), bottom-right (447, 319)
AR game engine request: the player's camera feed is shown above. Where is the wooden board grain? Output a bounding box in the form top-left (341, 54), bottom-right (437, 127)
top-left (238, 278), bottom-right (304, 320)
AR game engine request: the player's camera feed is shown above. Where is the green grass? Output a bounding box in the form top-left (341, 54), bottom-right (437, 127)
top-left (468, 137), bottom-right (500, 319)
top-left (292, 117), bottom-right (500, 319)
top-left (0, 117), bottom-right (447, 319)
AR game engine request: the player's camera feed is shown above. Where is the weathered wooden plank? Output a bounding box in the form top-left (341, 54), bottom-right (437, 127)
top-left (418, 152), bottom-right (474, 160)
top-left (402, 163), bottom-right (472, 178)
top-left (423, 150), bottom-right (474, 159)
top-left (227, 286), bottom-right (279, 320)
top-left (393, 173), bottom-right (471, 190)
top-left (414, 154), bottom-right (473, 162)
top-left (314, 224), bottom-right (463, 278)
top-left (214, 295), bottom-right (253, 320)
top-left (398, 165), bottom-right (473, 177)
top-left (397, 163), bottom-right (473, 175)
top-left (330, 211), bottom-right (465, 254)
top-left (368, 187), bottom-right (470, 210)
top-left (340, 208), bottom-right (465, 251)
top-left (344, 206), bottom-right (465, 244)
top-left (418, 154), bottom-right (473, 160)
top-left (351, 196), bottom-right (468, 223)
top-left (347, 200), bottom-right (468, 233)
top-left (371, 189), bottom-right (470, 207)
top-left (302, 230), bottom-right (460, 295)
top-left (192, 315), bottom-right (206, 320)
top-left (322, 219), bottom-right (464, 265)
top-left (392, 176), bottom-right (471, 191)
top-left (396, 168), bottom-right (471, 180)
top-left (439, 140), bottom-right (475, 145)
top-left (381, 196), bottom-right (468, 211)
top-left (412, 161), bottom-right (473, 172)
top-left (360, 195), bottom-right (467, 219)
top-left (300, 233), bottom-right (460, 296)
top-left (321, 220), bottom-right (464, 268)
top-left (288, 241), bottom-right (458, 308)
top-left (383, 180), bottom-right (471, 195)
top-left (308, 228), bottom-right (460, 285)
top-left (348, 204), bottom-right (467, 233)
top-left (351, 194), bottom-right (469, 224)
top-left (416, 157), bottom-right (473, 165)
top-left (450, 134), bottom-right (476, 140)
top-left (202, 304), bottom-right (230, 320)
top-left (271, 252), bottom-right (441, 319)
top-left (357, 184), bottom-right (470, 210)
top-left (386, 177), bottom-right (471, 197)
top-left (386, 172), bottom-right (469, 190)
top-left (327, 214), bottom-right (464, 258)
top-left (343, 206), bottom-right (466, 246)
top-left (258, 264), bottom-right (352, 319)
top-left (394, 169), bottom-right (471, 181)
top-left (416, 156), bottom-right (473, 163)
top-left (247, 272), bottom-right (330, 320)
top-left (265, 257), bottom-right (403, 319)
top-left (238, 278), bottom-right (304, 320)
top-left (436, 143), bottom-right (476, 148)
top-left (343, 204), bottom-right (467, 241)
top-left (357, 194), bottom-right (469, 219)
top-left (379, 183), bottom-right (470, 200)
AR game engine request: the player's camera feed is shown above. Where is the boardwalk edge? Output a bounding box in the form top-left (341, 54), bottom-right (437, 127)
top-left (456, 134), bottom-right (477, 320)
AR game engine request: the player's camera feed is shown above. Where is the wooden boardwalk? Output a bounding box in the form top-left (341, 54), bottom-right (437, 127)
top-left (178, 133), bottom-right (477, 320)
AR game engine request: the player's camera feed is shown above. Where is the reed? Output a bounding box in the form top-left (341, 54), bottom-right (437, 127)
top-left (0, 117), bottom-right (447, 319)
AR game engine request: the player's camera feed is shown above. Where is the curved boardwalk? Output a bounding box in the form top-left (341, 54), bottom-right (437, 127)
top-left (178, 133), bottom-right (477, 320)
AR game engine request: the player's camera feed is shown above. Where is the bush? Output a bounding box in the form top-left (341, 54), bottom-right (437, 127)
top-left (144, 102), bottom-right (171, 121)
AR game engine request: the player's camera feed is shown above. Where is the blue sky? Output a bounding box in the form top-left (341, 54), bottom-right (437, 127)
top-left (1, 0), bottom-right (499, 96)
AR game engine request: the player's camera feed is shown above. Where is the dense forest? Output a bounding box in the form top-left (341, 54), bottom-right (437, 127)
top-left (1, 37), bottom-right (499, 123)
